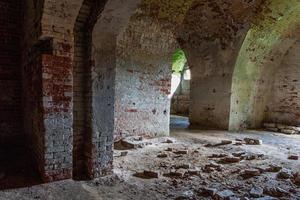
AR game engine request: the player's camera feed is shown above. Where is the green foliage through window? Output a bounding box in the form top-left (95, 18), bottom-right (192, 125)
top-left (172, 49), bottom-right (187, 74)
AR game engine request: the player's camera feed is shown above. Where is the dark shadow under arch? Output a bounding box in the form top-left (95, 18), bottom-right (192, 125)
top-left (73, 0), bottom-right (107, 180)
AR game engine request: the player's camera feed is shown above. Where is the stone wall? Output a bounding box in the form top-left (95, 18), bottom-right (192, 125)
top-left (265, 40), bottom-right (300, 126)
top-left (0, 0), bottom-right (22, 143)
top-left (115, 16), bottom-right (178, 139)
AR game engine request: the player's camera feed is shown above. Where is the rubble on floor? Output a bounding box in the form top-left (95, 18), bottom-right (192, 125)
top-left (114, 136), bottom-right (152, 150)
top-left (112, 131), bottom-right (300, 199)
top-left (1, 130), bottom-right (300, 200)
top-left (264, 123), bottom-right (300, 135)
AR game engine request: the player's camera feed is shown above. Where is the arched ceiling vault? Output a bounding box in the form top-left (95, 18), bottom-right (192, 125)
top-left (229, 0), bottom-right (300, 131)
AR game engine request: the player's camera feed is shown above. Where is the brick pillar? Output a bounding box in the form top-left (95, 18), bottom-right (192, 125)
top-left (41, 53), bottom-right (73, 182)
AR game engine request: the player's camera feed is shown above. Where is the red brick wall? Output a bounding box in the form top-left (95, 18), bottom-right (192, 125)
top-left (115, 16), bottom-right (177, 139)
top-left (266, 40), bottom-right (300, 125)
top-left (0, 0), bottom-right (22, 143)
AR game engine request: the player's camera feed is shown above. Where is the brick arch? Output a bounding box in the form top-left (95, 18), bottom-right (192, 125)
top-left (229, 0), bottom-right (300, 131)
top-left (175, 0), bottom-right (265, 130)
top-left (73, 0), bottom-right (108, 180)
top-left (74, 0), bottom-right (142, 179)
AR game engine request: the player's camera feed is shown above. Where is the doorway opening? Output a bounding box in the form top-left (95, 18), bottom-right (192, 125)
top-left (170, 49), bottom-right (190, 130)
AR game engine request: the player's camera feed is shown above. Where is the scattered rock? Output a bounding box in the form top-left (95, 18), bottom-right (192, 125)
top-left (198, 187), bottom-right (217, 197)
top-left (175, 190), bottom-right (196, 200)
top-left (244, 138), bottom-right (262, 145)
top-left (241, 169), bottom-right (261, 179)
top-left (277, 169), bottom-right (293, 180)
top-left (265, 127), bottom-right (279, 132)
top-left (162, 139), bottom-right (174, 144)
top-left (243, 153), bottom-right (265, 160)
top-left (187, 169), bottom-right (200, 176)
top-left (234, 142), bottom-right (243, 146)
top-left (213, 190), bottom-right (235, 200)
top-left (232, 152), bottom-right (246, 157)
top-left (264, 123), bottom-right (300, 134)
top-left (205, 143), bottom-right (213, 147)
top-left (264, 186), bottom-right (289, 198)
top-left (203, 162), bottom-right (222, 172)
top-left (293, 173), bottom-right (300, 186)
top-left (281, 129), bottom-right (297, 135)
top-left (133, 170), bottom-right (160, 179)
top-left (121, 151), bottom-right (128, 157)
top-left (175, 164), bottom-right (191, 170)
top-left (209, 153), bottom-right (228, 158)
top-left (144, 170), bottom-right (159, 178)
top-left (157, 153), bottom-right (168, 158)
top-left (288, 154), bottom-right (299, 160)
top-left (266, 165), bottom-right (282, 173)
top-left (165, 147), bottom-right (173, 152)
top-left (133, 136), bottom-right (143, 141)
top-left (214, 140), bottom-right (233, 146)
top-left (163, 170), bottom-right (185, 178)
top-left (174, 150), bottom-right (189, 155)
top-left (250, 186), bottom-right (264, 198)
top-left (218, 156), bottom-right (240, 164)
top-left (114, 139), bottom-right (151, 150)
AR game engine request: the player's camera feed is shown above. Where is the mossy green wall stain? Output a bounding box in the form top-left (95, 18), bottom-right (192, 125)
top-left (229, 0), bottom-right (300, 131)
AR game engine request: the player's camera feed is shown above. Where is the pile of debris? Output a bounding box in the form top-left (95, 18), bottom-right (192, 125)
top-left (263, 123), bottom-right (300, 135)
top-left (114, 135), bottom-right (300, 199)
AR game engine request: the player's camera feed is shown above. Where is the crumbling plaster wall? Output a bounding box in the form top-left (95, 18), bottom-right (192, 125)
top-left (265, 40), bottom-right (300, 126)
top-left (229, 0), bottom-right (300, 131)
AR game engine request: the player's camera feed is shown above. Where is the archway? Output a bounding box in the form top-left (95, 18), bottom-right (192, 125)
top-left (170, 49), bottom-right (191, 129)
top-left (177, 0), bottom-right (265, 130)
top-left (229, 0), bottom-right (300, 131)
top-left (73, 0), bottom-right (107, 180)
top-left (73, 0), bottom-right (141, 179)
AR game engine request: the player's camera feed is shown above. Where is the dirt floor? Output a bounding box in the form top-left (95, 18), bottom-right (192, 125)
top-left (0, 117), bottom-right (299, 200)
